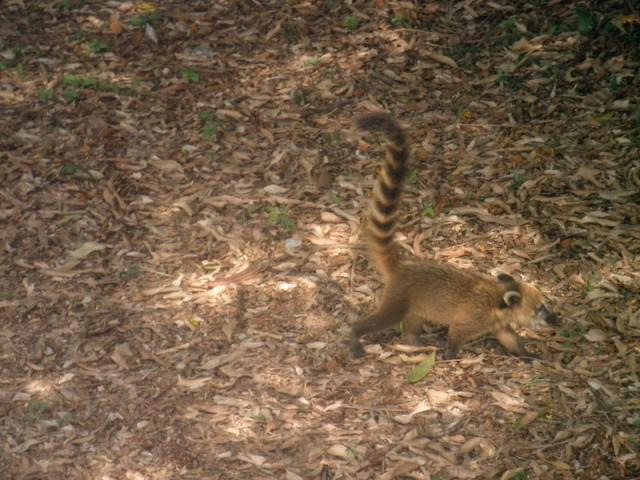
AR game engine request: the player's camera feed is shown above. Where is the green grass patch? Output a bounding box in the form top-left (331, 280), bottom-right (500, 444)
top-left (291, 87), bottom-right (311, 106)
top-left (450, 43), bottom-right (478, 68)
top-left (25, 401), bottom-right (50, 422)
top-left (497, 70), bottom-right (523, 88)
top-left (60, 163), bottom-right (92, 176)
top-left (60, 75), bottom-right (122, 102)
top-left (284, 20), bottom-right (302, 43)
top-left (328, 192), bottom-right (342, 204)
top-left (15, 63), bottom-right (26, 78)
top-left (62, 75), bottom-right (120, 92)
top-left (130, 12), bottom-right (162, 27)
top-left (89, 39), bottom-right (108, 54)
top-left (508, 173), bottom-right (526, 191)
top-left (513, 470), bottom-right (533, 480)
top-left (56, 412), bottom-right (73, 426)
top-left (576, 5), bottom-right (596, 35)
top-left (633, 106), bottom-right (640, 128)
top-left (344, 15), bottom-right (360, 32)
top-left (199, 111), bottom-right (224, 141)
top-left (421, 206), bottom-right (436, 218)
top-left (71, 30), bottom-right (86, 41)
top-left (38, 88), bottom-right (54, 102)
top-left (120, 264), bottom-right (141, 281)
top-left (304, 57), bottom-right (320, 67)
top-left (182, 68), bottom-right (200, 83)
top-left (391, 15), bottom-right (411, 29)
top-left (267, 206), bottom-right (296, 232)
top-left (60, 0), bottom-right (86, 11)
top-left (497, 17), bottom-right (525, 47)
top-left (548, 22), bottom-right (573, 35)
top-left (64, 88), bottom-right (80, 103)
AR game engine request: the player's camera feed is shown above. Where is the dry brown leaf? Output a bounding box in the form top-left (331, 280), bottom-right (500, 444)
top-left (110, 14), bottom-right (123, 35)
top-left (511, 38), bottom-right (541, 53)
top-left (218, 109), bottom-right (244, 120)
top-left (327, 444), bottom-right (353, 460)
top-left (423, 50), bottom-right (458, 68)
top-left (69, 242), bottom-right (109, 259)
top-left (111, 343), bottom-right (132, 370)
top-left (458, 437), bottom-right (496, 460)
top-left (177, 376), bottom-right (211, 390)
top-left (151, 159), bottom-right (183, 172)
top-left (584, 328), bottom-right (607, 342)
top-left (518, 410), bottom-right (540, 428)
top-left (265, 20), bottom-right (282, 41)
top-left (237, 452), bottom-right (267, 466)
top-left (200, 344), bottom-right (247, 370)
top-left (285, 471), bottom-right (305, 480)
top-left (379, 461), bottom-right (420, 480)
top-left (490, 391), bottom-right (527, 412)
top-left (145, 24), bottom-right (158, 44)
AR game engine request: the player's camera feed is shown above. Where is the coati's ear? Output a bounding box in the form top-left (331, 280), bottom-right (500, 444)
top-left (497, 273), bottom-right (515, 284)
top-left (501, 290), bottom-right (522, 308)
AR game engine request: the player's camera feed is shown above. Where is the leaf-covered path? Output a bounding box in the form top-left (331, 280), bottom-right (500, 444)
top-left (1, 1), bottom-right (639, 478)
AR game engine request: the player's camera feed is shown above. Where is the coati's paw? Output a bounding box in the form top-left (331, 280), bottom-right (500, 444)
top-left (401, 333), bottom-right (420, 346)
top-left (519, 352), bottom-right (540, 363)
top-left (350, 342), bottom-right (366, 358)
top-left (442, 348), bottom-right (459, 360)
top-left (435, 337), bottom-right (448, 349)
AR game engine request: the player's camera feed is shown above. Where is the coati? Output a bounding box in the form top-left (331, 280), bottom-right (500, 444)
top-left (350, 112), bottom-right (559, 359)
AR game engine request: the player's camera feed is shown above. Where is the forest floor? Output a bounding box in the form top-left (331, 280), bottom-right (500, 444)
top-left (1, 1), bottom-right (639, 479)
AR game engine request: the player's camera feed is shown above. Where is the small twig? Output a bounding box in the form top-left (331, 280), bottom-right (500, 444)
top-left (139, 266), bottom-right (173, 277)
top-left (349, 253), bottom-right (358, 295)
top-left (388, 344), bottom-right (438, 354)
top-left (235, 285), bottom-right (246, 330)
top-left (204, 256), bottom-right (285, 288)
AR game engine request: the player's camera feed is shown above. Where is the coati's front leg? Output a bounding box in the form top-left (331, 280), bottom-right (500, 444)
top-left (350, 299), bottom-right (407, 357)
top-left (444, 322), bottom-right (485, 359)
top-left (495, 326), bottom-right (539, 359)
top-left (444, 329), bottom-right (463, 360)
top-left (401, 315), bottom-right (424, 347)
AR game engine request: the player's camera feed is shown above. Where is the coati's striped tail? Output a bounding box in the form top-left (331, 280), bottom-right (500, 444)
top-left (355, 112), bottom-right (409, 279)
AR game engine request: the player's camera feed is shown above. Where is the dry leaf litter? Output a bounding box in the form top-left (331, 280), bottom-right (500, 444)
top-left (0, 1), bottom-right (639, 479)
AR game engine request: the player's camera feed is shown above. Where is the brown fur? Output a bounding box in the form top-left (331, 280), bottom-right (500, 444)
top-left (350, 112), bottom-right (559, 359)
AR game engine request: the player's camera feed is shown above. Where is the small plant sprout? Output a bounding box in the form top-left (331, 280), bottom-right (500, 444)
top-left (267, 206), bottom-right (296, 232)
top-left (344, 15), bottom-right (360, 32)
top-left (421, 206), bottom-right (436, 218)
top-left (38, 88), bottom-right (54, 102)
top-left (391, 15), bottom-right (411, 29)
top-left (182, 68), bottom-right (200, 83)
top-left (89, 39), bottom-right (108, 54)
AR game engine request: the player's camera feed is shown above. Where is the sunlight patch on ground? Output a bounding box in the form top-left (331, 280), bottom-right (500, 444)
top-left (23, 378), bottom-right (56, 397)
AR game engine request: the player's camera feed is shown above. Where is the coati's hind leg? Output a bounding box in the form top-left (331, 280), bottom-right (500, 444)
top-left (350, 299), bottom-right (407, 357)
